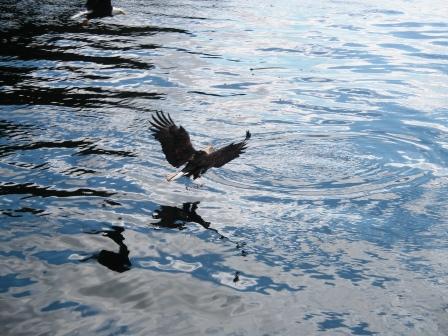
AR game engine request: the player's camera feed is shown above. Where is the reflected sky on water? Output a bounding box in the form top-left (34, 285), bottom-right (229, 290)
top-left (1, 0), bottom-right (447, 335)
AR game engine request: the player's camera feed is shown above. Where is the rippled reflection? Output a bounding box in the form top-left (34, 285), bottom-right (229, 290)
top-left (152, 202), bottom-right (211, 230)
top-left (151, 201), bottom-right (248, 254)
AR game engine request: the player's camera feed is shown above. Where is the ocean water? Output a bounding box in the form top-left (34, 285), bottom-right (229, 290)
top-left (1, 0), bottom-right (447, 335)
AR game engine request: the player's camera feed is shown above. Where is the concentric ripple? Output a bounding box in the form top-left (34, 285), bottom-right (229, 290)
top-left (206, 130), bottom-right (436, 200)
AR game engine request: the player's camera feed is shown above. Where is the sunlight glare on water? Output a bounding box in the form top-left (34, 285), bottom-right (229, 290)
top-left (0, 0), bottom-right (447, 335)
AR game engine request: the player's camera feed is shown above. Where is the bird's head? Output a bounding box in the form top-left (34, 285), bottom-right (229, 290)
top-left (204, 145), bottom-right (215, 154)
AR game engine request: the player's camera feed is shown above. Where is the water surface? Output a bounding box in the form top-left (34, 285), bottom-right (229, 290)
top-left (1, 0), bottom-right (447, 335)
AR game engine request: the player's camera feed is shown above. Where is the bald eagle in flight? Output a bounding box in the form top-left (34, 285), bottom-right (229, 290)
top-left (71, 0), bottom-right (126, 20)
top-left (150, 112), bottom-right (251, 181)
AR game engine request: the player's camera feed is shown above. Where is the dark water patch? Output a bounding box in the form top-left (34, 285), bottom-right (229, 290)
top-left (1, 21), bottom-right (190, 38)
top-left (0, 138), bottom-right (136, 158)
top-left (336, 267), bottom-right (367, 284)
top-left (370, 275), bottom-right (399, 288)
top-left (328, 64), bottom-right (410, 73)
top-left (373, 22), bottom-right (448, 28)
top-left (148, 10), bottom-right (210, 21)
top-left (365, 9), bottom-right (403, 16)
top-left (33, 249), bottom-right (88, 265)
top-left (41, 300), bottom-right (78, 312)
top-left (390, 31), bottom-right (448, 40)
top-left (162, 46), bottom-right (222, 58)
top-left (258, 47), bottom-right (301, 53)
top-left (79, 24), bottom-right (191, 37)
top-left (63, 167), bottom-right (97, 176)
top-left (249, 66), bottom-right (286, 71)
top-left (378, 43), bottom-right (420, 52)
top-left (272, 98), bottom-right (361, 115)
top-left (0, 65), bottom-right (38, 86)
top-left (76, 144), bottom-right (136, 157)
top-left (350, 322), bottom-right (378, 335)
top-left (314, 311), bottom-right (378, 335)
top-left (432, 40), bottom-right (448, 47)
top-left (0, 250), bottom-right (25, 259)
top-left (2, 206), bottom-right (46, 217)
top-left (188, 90), bottom-right (246, 97)
top-left (0, 273), bottom-right (37, 293)
top-left (329, 24), bottom-right (362, 32)
top-left (0, 119), bottom-right (35, 141)
top-left (0, 139), bottom-right (93, 156)
top-left (212, 82), bottom-right (264, 90)
top-left (0, 41), bottom-right (152, 70)
top-left (295, 76), bottom-right (334, 83)
top-left (0, 86), bottom-right (164, 107)
top-left (0, 182), bottom-right (114, 198)
top-left (4, 161), bottom-right (49, 171)
top-left (408, 52), bottom-right (448, 61)
top-left (318, 314), bottom-right (346, 331)
top-left (11, 290), bottom-right (31, 298)
top-left (40, 300), bottom-right (99, 317)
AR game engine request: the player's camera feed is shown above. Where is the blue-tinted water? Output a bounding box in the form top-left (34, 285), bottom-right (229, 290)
top-left (1, 0), bottom-right (447, 335)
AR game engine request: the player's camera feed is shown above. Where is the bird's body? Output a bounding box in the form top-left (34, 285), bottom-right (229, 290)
top-left (71, 0), bottom-right (126, 20)
top-left (150, 112), bottom-right (251, 181)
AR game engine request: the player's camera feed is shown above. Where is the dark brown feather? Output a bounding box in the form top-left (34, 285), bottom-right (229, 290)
top-left (205, 131), bottom-right (251, 168)
top-left (149, 111), bottom-right (196, 168)
top-left (86, 0), bottom-right (112, 18)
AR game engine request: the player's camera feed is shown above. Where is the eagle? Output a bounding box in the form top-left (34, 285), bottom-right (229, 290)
top-left (71, 0), bottom-right (126, 20)
top-left (150, 111), bottom-right (251, 181)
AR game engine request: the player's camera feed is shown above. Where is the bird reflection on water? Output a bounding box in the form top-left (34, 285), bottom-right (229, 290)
top-left (152, 202), bottom-right (247, 254)
top-left (151, 202), bottom-right (211, 231)
top-left (82, 226), bottom-right (131, 273)
top-left (82, 202), bottom-right (247, 273)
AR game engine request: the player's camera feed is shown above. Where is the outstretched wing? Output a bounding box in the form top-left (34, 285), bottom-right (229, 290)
top-left (149, 111), bottom-right (197, 168)
top-left (205, 131), bottom-right (251, 168)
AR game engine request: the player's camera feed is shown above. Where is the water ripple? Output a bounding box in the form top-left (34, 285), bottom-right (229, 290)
top-left (206, 130), bottom-right (436, 201)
